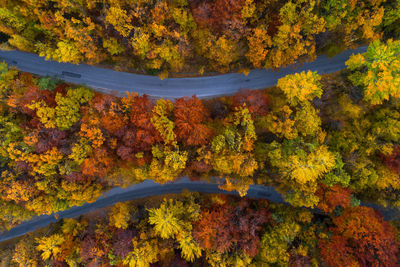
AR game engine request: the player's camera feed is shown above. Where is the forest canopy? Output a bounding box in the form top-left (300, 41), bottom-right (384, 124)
top-left (0, 0), bottom-right (398, 75)
top-left (2, 193), bottom-right (399, 266)
top-left (0, 40), bottom-right (400, 232)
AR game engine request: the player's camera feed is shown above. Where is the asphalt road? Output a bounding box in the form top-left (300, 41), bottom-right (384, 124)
top-left (2, 45), bottom-right (391, 243)
top-left (0, 178), bottom-right (285, 242)
top-left (1, 177), bottom-right (399, 243)
top-left (0, 46), bottom-right (367, 98)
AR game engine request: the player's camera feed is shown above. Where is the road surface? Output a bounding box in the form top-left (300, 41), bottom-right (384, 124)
top-left (1, 178), bottom-right (399, 242)
top-left (3, 45), bottom-right (393, 243)
top-left (0, 47), bottom-right (367, 98)
top-left (0, 178), bottom-right (285, 242)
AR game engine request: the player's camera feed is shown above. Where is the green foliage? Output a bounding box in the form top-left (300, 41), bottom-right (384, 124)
top-left (37, 75), bottom-right (60, 91)
top-left (29, 87), bottom-right (94, 130)
top-left (346, 39), bottom-right (400, 104)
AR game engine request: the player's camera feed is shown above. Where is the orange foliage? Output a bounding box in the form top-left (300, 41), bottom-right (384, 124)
top-left (380, 145), bottom-right (400, 175)
top-left (232, 89), bottom-right (270, 116)
top-left (174, 96), bottom-right (212, 146)
top-left (192, 198), bottom-right (269, 256)
top-left (125, 94), bottom-right (161, 151)
top-left (319, 206), bottom-right (400, 266)
top-left (316, 184), bottom-right (352, 213)
top-left (191, 0), bottom-right (246, 35)
top-left (82, 147), bottom-right (115, 177)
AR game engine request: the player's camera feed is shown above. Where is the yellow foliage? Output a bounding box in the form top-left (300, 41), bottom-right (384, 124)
top-left (36, 234), bottom-right (65, 261)
top-left (151, 99), bottom-right (176, 146)
top-left (108, 202), bottom-right (132, 229)
top-left (277, 70), bottom-right (322, 106)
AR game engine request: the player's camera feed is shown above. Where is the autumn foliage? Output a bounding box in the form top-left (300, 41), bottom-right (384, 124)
top-left (319, 206), bottom-right (400, 266)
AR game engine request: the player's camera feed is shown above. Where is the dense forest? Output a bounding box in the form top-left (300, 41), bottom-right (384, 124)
top-left (0, 0), bottom-right (399, 75)
top-left (0, 39), bottom-right (400, 232)
top-left (1, 193), bottom-right (399, 266)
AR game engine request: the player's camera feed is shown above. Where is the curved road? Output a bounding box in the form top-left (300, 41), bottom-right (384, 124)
top-left (0, 46), bottom-right (367, 98)
top-left (1, 178), bottom-right (399, 242)
top-left (2, 45), bottom-right (392, 243)
top-left (0, 178), bottom-right (284, 242)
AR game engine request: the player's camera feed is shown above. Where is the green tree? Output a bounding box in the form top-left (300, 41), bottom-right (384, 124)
top-left (346, 39), bottom-right (400, 104)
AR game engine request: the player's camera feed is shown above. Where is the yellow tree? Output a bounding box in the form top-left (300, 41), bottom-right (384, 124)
top-left (108, 202), bottom-right (132, 229)
top-left (122, 238), bottom-right (158, 267)
top-left (345, 39), bottom-right (400, 105)
top-left (276, 70), bottom-right (322, 106)
top-left (210, 105), bottom-right (258, 196)
top-left (36, 234), bottom-right (65, 261)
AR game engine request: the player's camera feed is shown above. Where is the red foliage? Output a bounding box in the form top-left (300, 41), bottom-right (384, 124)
top-left (319, 235), bottom-right (358, 266)
top-left (35, 128), bottom-right (68, 153)
top-left (191, 0), bottom-right (246, 35)
top-left (19, 86), bottom-right (55, 116)
top-left (319, 206), bottom-right (400, 267)
top-left (80, 231), bottom-right (110, 265)
top-left (187, 160), bottom-right (213, 175)
top-left (289, 248), bottom-right (311, 267)
top-left (174, 96), bottom-right (212, 146)
top-left (63, 172), bottom-right (92, 183)
top-left (82, 147), bottom-right (115, 177)
top-left (381, 145), bottom-right (400, 174)
top-left (112, 229), bottom-right (135, 259)
top-left (90, 93), bottom-right (117, 113)
top-left (316, 184), bottom-right (352, 213)
top-left (128, 95), bottom-right (161, 151)
top-left (232, 89), bottom-right (270, 116)
top-left (192, 198), bottom-right (269, 256)
top-left (116, 145), bottom-right (134, 161)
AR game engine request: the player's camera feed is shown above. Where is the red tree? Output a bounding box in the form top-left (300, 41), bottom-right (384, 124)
top-left (232, 89), bottom-right (270, 116)
top-left (192, 198), bottom-right (269, 256)
top-left (174, 96), bottom-right (212, 146)
top-left (316, 184), bottom-right (352, 213)
top-left (82, 147), bottom-right (115, 177)
top-left (381, 145), bottom-right (400, 174)
top-left (319, 206), bottom-right (400, 266)
top-left (191, 0), bottom-right (246, 35)
top-left (128, 94), bottom-right (161, 151)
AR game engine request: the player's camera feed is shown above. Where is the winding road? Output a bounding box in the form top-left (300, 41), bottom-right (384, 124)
top-left (1, 178), bottom-right (399, 242)
top-left (0, 178), bottom-right (285, 242)
top-left (0, 46), bottom-right (367, 98)
top-left (3, 45), bottom-right (396, 243)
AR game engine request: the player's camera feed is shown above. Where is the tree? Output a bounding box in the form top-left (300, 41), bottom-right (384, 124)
top-left (190, 0), bottom-right (246, 35)
top-left (320, 0), bottom-right (385, 44)
top-left (12, 237), bottom-right (40, 266)
top-left (108, 202), bottom-right (132, 229)
top-left (122, 238), bottom-right (159, 267)
top-left (148, 199), bottom-right (188, 239)
top-left (174, 96), bottom-right (212, 146)
top-left (265, 0), bottom-right (325, 69)
top-left (266, 139), bottom-right (336, 207)
top-left (28, 87), bottom-right (94, 130)
top-left (345, 39), bottom-right (400, 104)
top-left (148, 197), bottom-right (201, 261)
top-left (381, 145), bottom-right (400, 174)
top-left (105, 6), bottom-right (133, 37)
top-left (315, 184), bottom-right (352, 213)
top-left (193, 198), bottom-right (269, 256)
top-left (246, 27), bottom-right (272, 69)
top-left (149, 145), bottom-right (188, 184)
top-left (36, 234), bottom-right (65, 261)
top-left (277, 71), bottom-right (323, 106)
top-left (151, 99), bottom-right (176, 146)
top-left (82, 147), bottom-right (115, 177)
top-left (319, 206), bottom-right (400, 266)
top-left (232, 89), bottom-right (269, 116)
